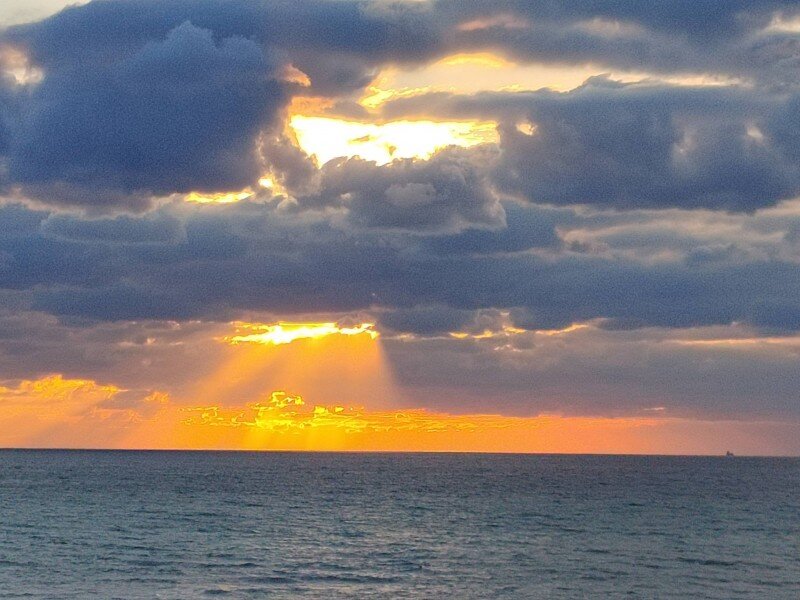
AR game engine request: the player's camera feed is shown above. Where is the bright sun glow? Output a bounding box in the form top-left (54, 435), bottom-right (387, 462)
top-left (225, 322), bottom-right (379, 346)
top-left (185, 190), bottom-right (254, 204)
top-left (289, 115), bottom-right (497, 166)
top-left (184, 178), bottom-right (279, 204)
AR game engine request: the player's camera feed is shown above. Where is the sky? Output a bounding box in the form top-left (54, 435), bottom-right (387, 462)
top-left (1, 1), bottom-right (800, 454)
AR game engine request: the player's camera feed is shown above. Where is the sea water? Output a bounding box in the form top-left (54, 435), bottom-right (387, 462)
top-left (1, 451), bottom-right (798, 598)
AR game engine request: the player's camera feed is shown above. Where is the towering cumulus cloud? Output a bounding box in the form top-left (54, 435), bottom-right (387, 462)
top-left (1, 0), bottom-right (800, 453)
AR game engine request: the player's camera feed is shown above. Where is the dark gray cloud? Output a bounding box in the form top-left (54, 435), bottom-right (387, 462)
top-left (382, 326), bottom-right (800, 418)
top-left (7, 21), bottom-right (286, 207)
top-left (6, 0), bottom-right (440, 76)
top-left (0, 307), bottom-right (225, 394)
top-left (300, 147), bottom-right (505, 232)
top-left (0, 80), bottom-right (11, 155)
top-left (492, 84), bottom-right (796, 211)
top-left (437, 0), bottom-right (798, 84)
top-left (418, 202), bottom-right (563, 255)
top-left (40, 211), bottom-right (184, 245)
top-left (437, 0), bottom-right (783, 39)
top-left (10, 0), bottom-right (795, 81)
top-left (378, 305), bottom-right (478, 336)
top-left (0, 200), bottom-right (798, 334)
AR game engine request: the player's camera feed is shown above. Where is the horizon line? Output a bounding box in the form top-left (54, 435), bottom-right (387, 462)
top-left (2, 448), bottom-right (797, 458)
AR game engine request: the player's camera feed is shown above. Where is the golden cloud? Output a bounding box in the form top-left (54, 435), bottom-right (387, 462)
top-left (182, 390), bottom-right (506, 434)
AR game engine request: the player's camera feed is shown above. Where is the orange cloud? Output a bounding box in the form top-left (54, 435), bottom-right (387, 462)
top-left (182, 390), bottom-right (505, 434)
top-left (0, 375), bottom-right (170, 448)
top-left (0, 375), bottom-right (118, 417)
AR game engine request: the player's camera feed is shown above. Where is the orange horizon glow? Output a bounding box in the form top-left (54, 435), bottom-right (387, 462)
top-left (1, 374), bottom-right (799, 456)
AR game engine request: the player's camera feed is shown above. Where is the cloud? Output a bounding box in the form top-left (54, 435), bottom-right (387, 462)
top-left (0, 308), bottom-right (233, 397)
top-left (0, 373), bottom-right (170, 446)
top-left (5, 0), bottom-right (429, 79)
top-left (2, 0), bottom-right (800, 213)
top-left (0, 0), bottom-right (445, 209)
top-left (492, 82), bottom-right (799, 211)
top-left (40, 210), bottom-right (184, 245)
top-left (384, 80), bottom-right (800, 211)
top-left (5, 21), bottom-right (286, 208)
top-left (3, 0), bottom-right (800, 429)
top-left (1, 200), bottom-right (800, 333)
top-left (382, 323), bottom-right (800, 418)
top-left (419, 202), bottom-right (563, 255)
top-left (378, 305), bottom-right (478, 336)
top-left (439, 0), bottom-right (795, 83)
top-left (441, 0), bottom-right (778, 39)
top-left (5, 303), bottom-right (800, 421)
top-left (300, 147), bottom-right (505, 232)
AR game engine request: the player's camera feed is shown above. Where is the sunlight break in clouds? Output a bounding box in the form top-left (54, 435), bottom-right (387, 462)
top-left (184, 190), bottom-right (255, 204)
top-left (225, 322), bottom-right (379, 346)
top-left (0, 45), bottom-right (44, 85)
top-left (289, 116), bottom-right (498, 166)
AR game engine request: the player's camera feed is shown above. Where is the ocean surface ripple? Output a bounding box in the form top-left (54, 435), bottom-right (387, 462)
top-left (1, 451), bottom-right (798, 599)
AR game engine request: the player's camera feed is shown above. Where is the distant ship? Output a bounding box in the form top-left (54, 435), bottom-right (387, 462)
top-left (725, 450), bottom-right (735, 457)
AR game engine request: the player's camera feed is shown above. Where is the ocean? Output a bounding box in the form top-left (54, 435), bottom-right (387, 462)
top-left (0, 451), bottom-right (798, 599)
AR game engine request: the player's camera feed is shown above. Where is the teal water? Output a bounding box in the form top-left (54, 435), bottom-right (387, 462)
top-left (1, 451), bottom-right (798, 598)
